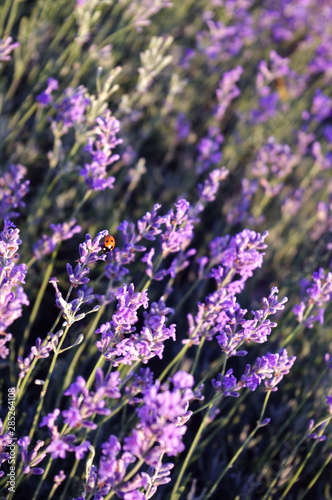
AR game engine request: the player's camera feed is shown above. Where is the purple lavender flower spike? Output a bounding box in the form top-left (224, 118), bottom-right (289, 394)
top-left (0, 37), bottom-right (19, 67)
top-left (0, 220), bottom-right (29, 359)
top-left (33, 219), bottom-right (81, 259)
top-left (161, 199), bottom-right (194, 256)
top-left (17, 436), bottom-right (46, 475)
top-left (214, 66), bottom-right (243, 122)
top-left (196, 127), bottom-right (224, 174)
top-left (80, 110), bottom-right (122, 191)
top-left (53, 85), bottom-right (90, 134)
top-left (36, 78), bottom-right (59, 106)
top-left (293, 268), bottom-right (332, 328)
top-left (0, 164), bottom-right (30, 220)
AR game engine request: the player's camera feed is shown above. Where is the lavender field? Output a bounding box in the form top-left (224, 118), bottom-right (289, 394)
top-left (1, 1), bottom-right (332, 499)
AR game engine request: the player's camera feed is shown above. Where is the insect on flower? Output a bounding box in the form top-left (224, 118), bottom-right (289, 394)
top-left (102, 235), bottom-right (115, 253)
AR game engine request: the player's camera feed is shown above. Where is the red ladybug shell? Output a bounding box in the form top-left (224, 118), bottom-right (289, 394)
top-left (103, 235), bottom-right (115, 252)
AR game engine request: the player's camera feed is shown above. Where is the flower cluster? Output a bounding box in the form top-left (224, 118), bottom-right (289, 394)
top-left (36, 78), bottom-right (59, 107)
top-left (80, 110), bottom-right (122, 191)
top-left (33, 219), bottom-right (81, 259)
top-left (293, 268), bottom-right (332, 328)
top-left (0, 419), bottom-right (13, 478)
top-left (250, 137), bottom-right (297, 197)
top-left (53, 85), bottom-right (90, 134)
top-left (96, 285), bottom-right (175, 365)
top-left (0, 164), bottom-right (30, 220)
top-left (214, 66), bottom-right (243, 123)
top-left (0, 220), bottom-right (29, 359)
top-left (213, 348), bottom-right (296, 396)
top-left (81, 370), bottom-right (195, 499)
top-left (0, 36), bottom-right (19, 67)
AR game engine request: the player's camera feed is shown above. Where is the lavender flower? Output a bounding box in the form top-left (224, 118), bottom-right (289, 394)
top-left (214, 66), bottom-right (243, 122)
top-left (196, 10), bottom-right (254, 65)
top-left (161, 199), bottom-right (194, 256)
top-left (250, 137), bottom-right (297, 196)
top-left (40, 408), bottom-right (91, 460)
top-left (214, 348), bottom-right (295, 396)
top-left (0, 220), bottom-right (29, 359)
top-left (36, 78), bottom-right (59, 106)
top-left (210, 228), bottom-right (268, 284)
top-left (17, 436), bottom-right (46, 475)
top-left (216, 288), bottom-right (287, 355)
top-left (33, 219), bottom-right (81, 259)
top-left (0, 419), bottom-right (13, 477)
top-left (49, 278), bottom-right (98, 326)
top-left (0, 37), bottom-right (19, 67)
top-left (293, 268), bottom-right (332, 328)
top-left (128, 371), bottom-right (194, 456)
top-left (195, 127), bottom-right (224, 174)
top-left (53, 85), bottom-right (90, 134)
top-left (80, 110), bottom-right (122, 191)
top-left (0, 164), bottom-right (30, 219)
top-left (310, 89), bottom-right (332, 123)
top-left (96, 286), bottom-right (175, 365)
top-left (62, 369), bottom-right (121, 429)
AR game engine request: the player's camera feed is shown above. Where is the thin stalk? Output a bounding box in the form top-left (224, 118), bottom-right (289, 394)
top-left (190, 335), bottom-right (205, 375)
top-left (18, 244), bottom-right (60, 359)
top-left (159, 343), bottom-right (190, 382)
top-left (60, 308), bottom-right (105, 394)
top-left (170, 404), bottom-right (213, 500)
top-left (262, 417), bottom-right (332, 500)
top-left (206, 391), bottom-right (271, 500)
top-left (0, 0), bottom-right (13, 36)
top-left (280, 421), bottom-right (330, 500)
top-left (298, 451), bottom-right (332, 500)
top-left (27, 324), bottom-right (70, 443)
top-left (256, 369), bottom-right (327, 467)
top-left (3, 0), bottom-right (20, 40)
top-left (32, 451), bottom-right (53, 500)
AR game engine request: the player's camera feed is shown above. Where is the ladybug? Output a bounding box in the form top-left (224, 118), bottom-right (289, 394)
top-left (102, 235), bottom-right (115, 253)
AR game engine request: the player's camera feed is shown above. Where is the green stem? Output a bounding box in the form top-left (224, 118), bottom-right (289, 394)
top-left (262, 417), bottom-right (332, 500)
top-left (298, 450), bottom-right (332, 500)
top-left (206, 391), bottom-right (271, 499)
top-left (3, 0), bottom-right (20, 39)
top-left (32, 451), bottom-right (53, 500)
top-left (27, 325), bottom-right (70, 443)
top-left (280, 421), bottom-right (330, 500)
top-left (170, 404), bottom-right (213, 500)
top-left (159, 344), bottom-right (190, 382)
top-left (59, 303), bottom-right (105, 399)
top-left (18, 245), bottom-right (60, 359)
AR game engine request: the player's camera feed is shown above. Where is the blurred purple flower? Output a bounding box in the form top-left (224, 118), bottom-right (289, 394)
top-left (33, 219), bottom-right (81, 259)
top-left (0, 164), bottom-right (30, 220)
top-left (63, 370), bottom-right (120, 430)
top-left (311, 89), bottom-right (332, 122)
top-left (293, 268), bottom-right (332, 328)
top-left (36, 78), bottom-right (59, 106)
top-left (214, 66), bottom-right (243, 122)
top-left (196, 127), bottom-right (224, 174)
top-left (0, 220), bottom-right (29, 359)
top-left (161, 199), bottom-right (194, 256)
top-left (53, 85), bottom-right (90, 134)
top-left (250, 137), bottom-right (297, 196)
top-left (80, 110), bottom-right (122, 191)
top-left (17, 436), bottom-right (46, 475)
top-left (251, 93), bottom-right (279, 124)
top-left (0, 37), bottom-right (19, 67)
